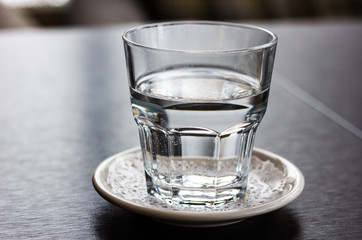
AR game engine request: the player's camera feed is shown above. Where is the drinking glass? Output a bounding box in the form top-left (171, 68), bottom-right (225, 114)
top-left (122, 21), bottom-right (277, 207)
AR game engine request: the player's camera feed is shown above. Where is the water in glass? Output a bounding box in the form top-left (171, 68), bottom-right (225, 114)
top-left (130, 67), bottom-right (269, 206)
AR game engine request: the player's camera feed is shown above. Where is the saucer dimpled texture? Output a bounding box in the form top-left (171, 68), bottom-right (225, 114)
top-left (107, 150), bottom-right (289, 212)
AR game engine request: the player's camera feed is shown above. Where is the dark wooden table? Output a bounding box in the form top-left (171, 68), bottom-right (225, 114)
top-left (0, 20), bottom-right (361, 239)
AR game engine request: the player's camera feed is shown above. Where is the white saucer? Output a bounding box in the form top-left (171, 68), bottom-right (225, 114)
top-left (92, 147), bottom-right (304, 227)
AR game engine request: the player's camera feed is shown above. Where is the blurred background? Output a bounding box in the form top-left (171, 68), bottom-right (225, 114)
top-left (0, 0), bottom-right (361, 29)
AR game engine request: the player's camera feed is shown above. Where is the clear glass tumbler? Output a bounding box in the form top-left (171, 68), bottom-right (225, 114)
top-left (122, 21), bottom-right (277, 207)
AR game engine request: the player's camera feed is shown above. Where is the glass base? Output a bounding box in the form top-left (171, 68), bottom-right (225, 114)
top-left (145, 171), bottom-right (247, 207)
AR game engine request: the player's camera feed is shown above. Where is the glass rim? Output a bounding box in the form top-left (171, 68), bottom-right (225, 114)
top-left (122, 21), bottom-right (278, 54)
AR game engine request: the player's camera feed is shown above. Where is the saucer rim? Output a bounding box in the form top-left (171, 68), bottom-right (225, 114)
top-left (92, 147), bottom-right (305, 224)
